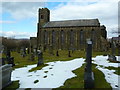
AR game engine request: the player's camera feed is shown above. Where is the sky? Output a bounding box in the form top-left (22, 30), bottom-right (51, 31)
top-left (0, 0), bottom-right (119, 39)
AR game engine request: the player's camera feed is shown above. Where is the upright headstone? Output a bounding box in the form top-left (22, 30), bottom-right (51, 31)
top-left (37, 50), bottom-right (44, 66)
top-left (68, 50), bottom-right (71, 57)
top-left (6, 49), bottom-right (11, 58)
top-left (49, 45), bottom-right (54, 55)
top-left (5, 49), bottom-right (15, 67)
top-left (30, 52), bottom-right (34, 61)
top-left (22, 47), bottom-right (26, 57)
top-left (0, 64), bottom-right (12, 89)
top-left (84, 39), bottom-right (94, 89)
top-left (27, 48), bottom-right (30, 54)
top-left (0, 58), bottom-right (5, 66)
top-left (56, 50), bottom-right (59, 56)
top-left (108, 39), bottom-right (117, 61)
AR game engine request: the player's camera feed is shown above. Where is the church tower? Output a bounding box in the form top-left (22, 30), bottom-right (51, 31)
top-left (38, 8), bottom-right (50, 27)
top-left (37, 8), bottom-right (50, 49)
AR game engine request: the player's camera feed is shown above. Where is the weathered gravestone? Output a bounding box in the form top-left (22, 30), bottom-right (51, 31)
top-left (6, 49), bottom-right (11, 58)
top-left (27, 48), bottom-right (30, 54)
top-left (0, 64), bottom-right (12, 89)
top-left (49, 45), bottom-right (54, 55)
top-left (56, 50), bottom-right (59, 56)
top-left (6, 49), bottom-right (15, 67)
top-left (37, 50), bottom-right (44, 67)
top-left (68, 50), bottom-right (71, 57)
top-left (30, 53), bottom-right (35, 61)
top-left (21, 47), bottom-right (26, 57)
top-left (108, 39), bottom-right (117, 61)
top-left (84, 39), bottom-right (94, 89)
top-left (33, 48), bottom-right (37, 55)
top-left (0, 58), bottom-right (5, 66)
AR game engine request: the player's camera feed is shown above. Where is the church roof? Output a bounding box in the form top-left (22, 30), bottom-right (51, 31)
top-left (43, 19), bottom-right (100, 28)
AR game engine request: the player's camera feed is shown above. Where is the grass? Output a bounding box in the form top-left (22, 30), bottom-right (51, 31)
top-left (29, 64), bottom-right (48, 72)
top-left (1, 50), bottom-right (113, 89)
top-left (2, 80), bottom-right (19, 90)
top-left (106, 66), bottom-right (120, 75)
top-left (56, 64), bottom-right (111, 89)
top-left (2, 50), bottom-right (108, 70)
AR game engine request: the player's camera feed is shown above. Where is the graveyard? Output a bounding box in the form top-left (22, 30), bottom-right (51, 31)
top-left (1, 1), bottom-right (120, 89)
top-left (0, 39), bottom-right (120, 89)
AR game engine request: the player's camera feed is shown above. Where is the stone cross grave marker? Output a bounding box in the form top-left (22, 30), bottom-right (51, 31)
top-left (84, 39), bottom-right (94, 89)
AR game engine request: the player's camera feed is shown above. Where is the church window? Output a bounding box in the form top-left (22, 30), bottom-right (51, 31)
top-left (52, 30), bottom-right (56, 45)
top-left (91, 29), bottom-right (95, 44)
top-left (44, 30), bottom-right (48, 44)
top-left (61, 30), bottom-right (64, 45)
top-left (41, 15), bottom-right (44, 19)
top-left (70, 30), bottom-right (74, 45)
top-left (80, 30), bottom-right (83, 44)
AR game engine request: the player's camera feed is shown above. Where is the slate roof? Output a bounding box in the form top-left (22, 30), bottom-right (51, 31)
top-left (43, 19), bottom-right (100, 28)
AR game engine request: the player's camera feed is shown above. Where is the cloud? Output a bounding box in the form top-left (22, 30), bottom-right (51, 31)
top-left (2, 2), bottom-right (45, 20)
top-left (50, 0), bottom-right (119, 38)
top-left (1, 1), bottom-right (119, 38)
top-left (0, 31), bottom-right (36, 39)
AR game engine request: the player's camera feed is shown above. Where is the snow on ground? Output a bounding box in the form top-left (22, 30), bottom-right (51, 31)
top-left (92, 55), bottom-right (120, 89)
top-left (92, 56), bottom-right (120, 67)
top-left (11, 55), bottom-right (120, 89)
top-left (11, 58), bottom-right (85, 88)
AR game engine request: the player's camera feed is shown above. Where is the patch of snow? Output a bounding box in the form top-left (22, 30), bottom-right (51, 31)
top-left (92, 55), bottom-right (119, 68)
top-left (96, 66), bottom-right (120, 89)
top-left (92, 55), bottom-right (120, 89)
top-left (11, 58), bottom-right (85, 88)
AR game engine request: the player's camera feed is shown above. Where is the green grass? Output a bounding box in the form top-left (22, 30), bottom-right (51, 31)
top-left (10, 52), bottom-right (38, 69)
top-left (2, 50), bottom-right (107, 70)
top-left (57, 64), bottom-right (111, 89)
top-left (2, 80), bottom-right (19, 90)
top-left (106, 66), bottom-right (120, 75)
top-left (2, 50), bottom-right (113, 89)
top-left (29, 64), bottom-right (48, 72)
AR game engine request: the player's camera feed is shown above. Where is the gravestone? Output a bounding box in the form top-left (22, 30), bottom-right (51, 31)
top-left (21, 47), bottom-right (26, 57)
top-left (0, 58), bottom-right (6, 66)
top-left (68, 50), bottom-right (71, 57)
top-left (6, 49), bottom-right (11, 58)
top-left (7, 57), bottom-right (15, 67)
top-left (0, 64), bottom-right (12, 89)
top-left (56, 50), bottom-right (59, 56)
top-left (5, 49), bottom-right (15, 67)
top-left (37, 50), bottom-right (44, 66)
top-left (33, 48), bottom-right (37, 55)
top-left (30, 53), bottom-right (34, 61)
top-left (49, 45), bottom-right (54, 55)
top-left (27, 48), bottom-right (30, 54)
top-left (108, 40), bottom-right (117, 61)
top-left (84, 39), bottom-right (94, 89)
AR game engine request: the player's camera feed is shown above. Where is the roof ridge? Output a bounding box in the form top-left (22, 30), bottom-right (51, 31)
top-left (49, 19), bottom-right (98, 22)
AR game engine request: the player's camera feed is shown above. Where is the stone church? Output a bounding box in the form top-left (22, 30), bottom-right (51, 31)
top-left (36, 8), bottom-right (107, 51)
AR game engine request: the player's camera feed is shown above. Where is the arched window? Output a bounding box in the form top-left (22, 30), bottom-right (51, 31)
top-left (61, 30), bottom-right (64, 45)
top-left (52, 30), bottom-right (56, 45)
top-left (44, 30), bottom-right (48, 44)
top-left (70, 30), bottom-right (74, 45)
top-left (80, 30), bottom-right (83, 44)
top-left (91, 29), bottom-right (95, 44)
top-left (41, 15), bottom-right (44, 19)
